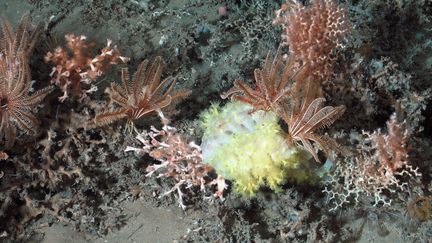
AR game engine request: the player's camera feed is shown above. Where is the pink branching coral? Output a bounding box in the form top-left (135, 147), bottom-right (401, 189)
top-left (323, 114), bottom-right (421, 211)
top-left (45, 34), bottom-right (129, 101)
top-left (125, 114), bottom-right (226, 209)
top-left (273, 0), bottom-right (350, 80)
top-left (369, 115), bottom-right (410, 173)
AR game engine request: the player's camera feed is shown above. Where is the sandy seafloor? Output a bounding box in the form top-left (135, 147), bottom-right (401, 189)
top-left (0, 0), bottom-right (432, 242)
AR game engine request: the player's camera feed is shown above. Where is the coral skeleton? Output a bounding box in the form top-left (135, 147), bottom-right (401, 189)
top-left (323, 114), bottom-right (421, 211)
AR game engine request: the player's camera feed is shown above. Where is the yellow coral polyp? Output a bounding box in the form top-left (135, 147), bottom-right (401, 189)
top-left (200, 101), bottom-right (303, 196)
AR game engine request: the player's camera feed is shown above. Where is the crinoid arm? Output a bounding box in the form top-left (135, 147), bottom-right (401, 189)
top-left (94, 56), bottom-right (190, 127)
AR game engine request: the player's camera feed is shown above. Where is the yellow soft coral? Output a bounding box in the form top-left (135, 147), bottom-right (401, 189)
top-left (200, 101), bottom-right (306, 196)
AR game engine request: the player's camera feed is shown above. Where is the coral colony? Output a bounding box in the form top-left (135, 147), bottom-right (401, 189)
top-left (0, 0), bottom-right (429, 240)
top-left (45, 34), bottom-right (129, 101)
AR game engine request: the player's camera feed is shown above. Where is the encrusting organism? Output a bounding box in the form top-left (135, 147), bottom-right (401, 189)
top-left (126, 113), bottom-right (226, 209)
top-left (45, 34), bottom-right (129, 101)
top-left (273, 0), bottom-right (350, 81)
top-left (94, 56), bottom-right (190, 130)
top-left (0, 14), bottom-right (52, 147)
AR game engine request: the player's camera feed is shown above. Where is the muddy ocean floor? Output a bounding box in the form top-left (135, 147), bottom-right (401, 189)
top-left (1, 0), bottom-right (432, 242)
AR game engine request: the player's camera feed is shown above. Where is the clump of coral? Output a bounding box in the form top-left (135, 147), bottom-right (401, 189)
top-left (273, 0), bottom-right (350, 81)
top-left (126, 114), bottom-right (226, 209)
top-left (1, 0), bottom-right (432, 241)
top-left (323, 114), bottom-right (421, 210)
top-left (45, 34), bottom-right (128, 101)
